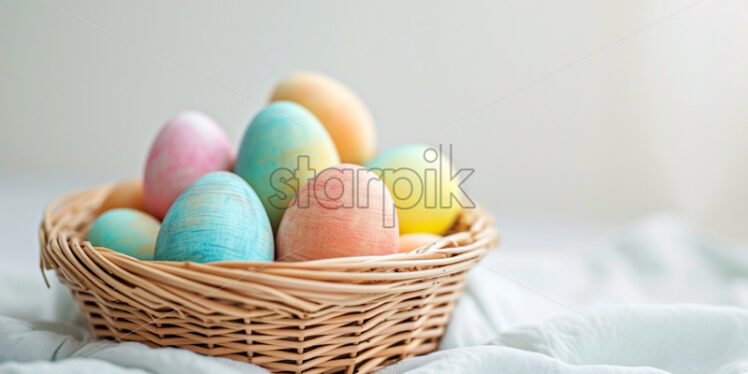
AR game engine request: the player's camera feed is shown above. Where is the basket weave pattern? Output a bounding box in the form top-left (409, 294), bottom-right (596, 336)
top-left (40, 185), bottom-right (498, 373)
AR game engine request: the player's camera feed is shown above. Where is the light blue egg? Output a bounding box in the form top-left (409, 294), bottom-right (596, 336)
top-left (154, 171), bottom-right (274, 263)
top-left (87, 208), bottom-right (160, 260)
top-left (234, 101), bottom-right (340, 233)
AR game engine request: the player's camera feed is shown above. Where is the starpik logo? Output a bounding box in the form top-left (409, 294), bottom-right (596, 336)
top-left (266, 144), bottom-right (475, 227)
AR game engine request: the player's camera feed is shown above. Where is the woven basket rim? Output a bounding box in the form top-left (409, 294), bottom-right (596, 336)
top-left (40, 183), bottom-right (498, 270)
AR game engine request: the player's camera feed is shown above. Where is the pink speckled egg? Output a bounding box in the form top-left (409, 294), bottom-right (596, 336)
top-left (144, 111), bottom-right (234, 219)
top-left (276, 164), bottom-right (398, 261)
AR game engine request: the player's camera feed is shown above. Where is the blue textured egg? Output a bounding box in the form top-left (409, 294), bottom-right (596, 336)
top-left (234, 101), bottom-right (340, 233)
top-left (154, 171), bottom-right (274, 262)
top-left (87, 208), bottom-right (160, 260)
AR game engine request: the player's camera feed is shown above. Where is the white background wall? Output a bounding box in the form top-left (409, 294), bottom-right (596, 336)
top-left (2, 0), bottom-right (747, 242)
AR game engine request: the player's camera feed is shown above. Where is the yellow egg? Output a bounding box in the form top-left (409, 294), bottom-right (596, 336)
top-left (270, 72), bottom-right (376, 164)
top-left (365, 144), bottom-right (464, 235)
top-left (398, 233), bottom-right (442, 253)
top-left (99, 179), bottom-right (145, 214)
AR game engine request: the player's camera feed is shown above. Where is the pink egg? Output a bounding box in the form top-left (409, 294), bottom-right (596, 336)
top-left (144, 111), bottom-right (234, 219)
top-left (276, 164), bottom-right (398, 261)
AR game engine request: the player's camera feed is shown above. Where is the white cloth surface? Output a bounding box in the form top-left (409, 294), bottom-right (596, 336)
top-left (2, 214), bottom-right (748, 373)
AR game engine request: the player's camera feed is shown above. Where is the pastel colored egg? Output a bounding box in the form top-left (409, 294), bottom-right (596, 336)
top-left (234, 101), bottom-right (340, 232)
top-left (87, 208), bottom-right (160, 260)
top-left (398, 233), bottom-right (442, 253)
top-left (276, 164), bottom-right (398, 261)
top-left (98, 179), bottom-right (145, 214)
top-left (154, 171), bottom-right (273, 263)
top-left (365, 144), bottom-right (463, 235)
top-left (144, 111), bottom-right (234, 220)
top-left (270, 72), bottom-right (376, 165)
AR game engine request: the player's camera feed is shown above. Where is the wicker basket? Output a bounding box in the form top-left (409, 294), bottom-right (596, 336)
top-left (39, 183), bottom-right (498, 373)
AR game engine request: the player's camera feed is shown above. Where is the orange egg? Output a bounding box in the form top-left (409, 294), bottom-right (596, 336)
top-left (270, 72), bottom-right (376, 165)
top-left (99, 179), bottom-right (146, 214)
top-left (276, 164), bottom-right (398, 261)
top-left (398, 233), bottom-right (442, 253)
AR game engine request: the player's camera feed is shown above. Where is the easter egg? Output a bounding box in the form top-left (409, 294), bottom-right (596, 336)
top-left (144, 111), bottom-right (234, 220)
top-left (98, 179), bottom-right (145, 214)
top-left (270, 72), bottom-right (376, 164)
top-left (276, 164), bottom-right (398, 261)
top-left (234, 101), bottom-right (340, 232)
top-left (398, 233), bottom-right (442, 253)
top-left (365, 144), bottom-right (463, 235)
top-left (87, 208), bottom-right (160, 260)
top-left (154, 171), bottom-right (273, 263)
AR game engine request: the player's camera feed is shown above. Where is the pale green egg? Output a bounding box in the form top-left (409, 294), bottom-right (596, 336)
top-left (87, 208), bottom-right (160, 260)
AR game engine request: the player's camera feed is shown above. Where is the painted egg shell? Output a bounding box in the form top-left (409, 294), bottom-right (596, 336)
top-left (98, 179), bottom-right (145, 214)
top-left (276, 164), bottom-right (398, 261)
top-left (234, 101), bottom-right (339, 232)
top-left (270, 72), bottom-right (376, 165)
top-left (87, 208), bottom-right (160, 260)
top-left (398, 233), bottom-right (442, 253)
top-left (154, 171), bottom-right (273, 263)
top-left (144, 111), bottom-right (234, 220)
top-left (365, 144), bottom-right (463, 235)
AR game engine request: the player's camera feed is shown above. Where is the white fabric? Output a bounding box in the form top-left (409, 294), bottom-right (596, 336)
top-left (2, 215), bottom-right (748, 373)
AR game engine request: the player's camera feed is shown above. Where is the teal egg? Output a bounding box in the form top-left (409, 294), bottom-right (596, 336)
top-left (87, 208), bottom-right (160, 260)
top-left (154, 171), bottom-right (274, 263)
top-left (234, 101), bottom-right (340, 232)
